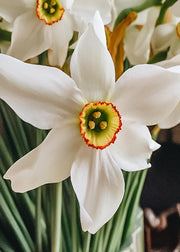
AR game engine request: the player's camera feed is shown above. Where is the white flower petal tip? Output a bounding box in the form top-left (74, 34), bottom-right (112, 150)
top-left (150, 140), bottom-right (160, 152)
top-left (70, 20), bottom-right (115, 102)
top-left (92, 11), bottom-right (107, 47)
top-left (3, 125), bottom-right (81, 192)
top-left (3, 170), bottom-right (33, 193)
top-left (113, 64), bottom-right (180, 126)
top-left (0, 54), bottom-right (83, 129)
top-left (71, 148), bottom-right (125, 233)
top-left (80, 207), bottom-right (93, 232)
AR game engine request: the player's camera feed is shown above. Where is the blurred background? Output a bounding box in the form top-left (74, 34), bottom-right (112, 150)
top-left (141, 125), bottom-right (180, 252)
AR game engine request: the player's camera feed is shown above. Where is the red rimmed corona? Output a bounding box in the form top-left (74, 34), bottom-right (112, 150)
top-left (176, 22), bottom-right (180, 38)
top-left (79, 102), bottom-right (122, 149)
top-left (36, 0), bottom-right (65, 25)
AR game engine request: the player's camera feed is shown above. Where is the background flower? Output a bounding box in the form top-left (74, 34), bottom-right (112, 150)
top-left (0, 0), bottom-right (112, 66)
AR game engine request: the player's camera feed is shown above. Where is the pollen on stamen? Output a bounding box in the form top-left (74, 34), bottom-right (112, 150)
top-left (44, 2), bottom-right (48, 9)
top-left (89, 121), bottom-right (96, 130)
top-left (50, 7), bottom-right (56, 14)
top-left (100, 121), bottom-right (107, 130)
top-left (52, 0), bottom-right (56, 5)
top-left (93, 111), bottom-right (101, 119)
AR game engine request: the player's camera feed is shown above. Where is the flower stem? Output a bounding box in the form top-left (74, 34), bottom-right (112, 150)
top-left (72, 192), bottom-right (77, 252)
top-left (83, 232), bottom-right (91, 252)
top-left (51, 182), bottom-right (62, 252)
top-left (36, 187), bottom-right (42, 252)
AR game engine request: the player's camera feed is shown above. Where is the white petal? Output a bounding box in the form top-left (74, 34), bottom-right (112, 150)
top-left (151, 24), bottom-right (175, 55)
top-left (156, 54), bottom-right (180, 68)
top-left (157, 65), bottom-right (180, 128)
top-left (71, 146), bottom-right (125, 233)
top-left (112, 64), bottom-right (180, 125)
top-left (92, 11), bottom-right (107, 46)
top-left (169, 1), bottom-right (180, 17)
top-left (0, 54), bottom-right (83, 129)
top-left (72, 11), bottom-right (107, 47)
top-left (70, 22), bottom-right (115, 102)
top-left (7, 10), bottom-right (51, 61)
top-left (124, 7), bottom-right (160, 65)
top-left (60, 0), bottom-right (74, 9)
top-left (113, 0), bottom-right (144, 14)
top-left (167, 35), bottom-right (180, 59)
top-left (159, 101), bottom-right (180, 128)
top-left (71, 0), bottom-right (112, 24)
top-left (48, 12), bottom-right (74, 67)
top-left (109, 119), bottom-right (160, 172)
top-left (0, 0), bottom-right (31, 22)
top-left (4, 122), bottom-right (81, 192)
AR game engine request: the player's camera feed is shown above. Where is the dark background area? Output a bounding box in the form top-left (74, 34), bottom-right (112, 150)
top-left (140, 125), bottom-right (180, 251)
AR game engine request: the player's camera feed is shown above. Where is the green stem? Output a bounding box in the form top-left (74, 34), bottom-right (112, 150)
top-left (36, 187), bottom-right (42, 252)
top-left (107, 172), bottom-right (139, 251)
top-left (156, 0), bottom-right (178, 25)
top-left (72, 192), bottom-right (78, 252)
top-left (121, 170), bottom-right (147, 244)
top-left (114, 0), bottom-right (162, 28)
top-left (0, 194), bottom-right (33, 252)
top-left (83, 232), bottom-right (91, 252)
top-left (51, 182), bottom-right (62, 252)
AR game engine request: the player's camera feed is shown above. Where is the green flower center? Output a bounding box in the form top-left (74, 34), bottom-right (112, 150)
top-left (36, 0), bottom-right (65, 25)
top-left (79, 102), bottom-right (122, 149)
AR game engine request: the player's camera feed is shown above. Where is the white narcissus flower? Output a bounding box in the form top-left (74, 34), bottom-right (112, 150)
top-left (151, 2), bottom-right (180, 60)
top-left (124, 7), bottom-right (160, 65)
top-left (1, 13), bottom-right (180, 233)
top-left (0, 0), bottom-right (112, 66)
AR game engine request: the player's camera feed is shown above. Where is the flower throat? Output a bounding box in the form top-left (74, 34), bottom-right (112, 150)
top-left (36, 0), bottom-right (65, 25)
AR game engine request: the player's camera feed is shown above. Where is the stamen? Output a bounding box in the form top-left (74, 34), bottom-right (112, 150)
top-left (93, 111), bottom-right (101, 119)
top-left (50, 7), bottom-right (56, 14)
top-left (100, 121), bottom-right (107, 130)
top-left (52, 0), bottom-right (56, 5)
top-left (89, 121), bottom-right (96, 130)
top-left (43, 2), bottom-right (48, 9)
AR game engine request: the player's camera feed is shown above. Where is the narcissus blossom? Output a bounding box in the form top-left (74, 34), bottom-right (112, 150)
top-left (124, 7), bottom-right (160, 65)
top-left (151, 4), bottom-right (180, 60)
top-left (0, 0), bottom-right (111, 66)
top-left (1, 14), bottom-right (180, 233)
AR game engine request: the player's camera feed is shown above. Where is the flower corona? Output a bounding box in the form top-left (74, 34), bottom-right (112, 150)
top-left (36, 0), bottom-right (65, 25)
top-left (79, 102), bottom-right (122, 149)
top-left (176, 22), bottom-right (180, 38)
